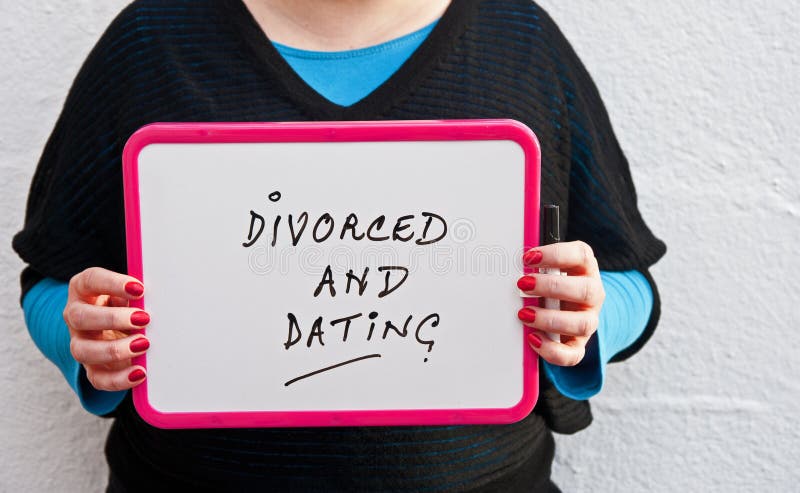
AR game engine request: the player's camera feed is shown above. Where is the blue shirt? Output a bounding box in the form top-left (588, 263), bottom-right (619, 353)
top-left (272, 21), bottom-right (438, 106)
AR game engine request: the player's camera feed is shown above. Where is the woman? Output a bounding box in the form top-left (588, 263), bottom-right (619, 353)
top-left (14, 0), bottom-right (665, 491)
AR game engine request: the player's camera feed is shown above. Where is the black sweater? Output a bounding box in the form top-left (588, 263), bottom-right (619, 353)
top-left (13, 0), bottom-right (666, 491)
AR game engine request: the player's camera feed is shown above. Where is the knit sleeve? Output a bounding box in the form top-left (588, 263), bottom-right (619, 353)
top-left (551, 32), bottom-right (667, 272)
top-left (11, 5), bottom-right (138, 299)
top-left (534, 8), bottom-right (666, 361)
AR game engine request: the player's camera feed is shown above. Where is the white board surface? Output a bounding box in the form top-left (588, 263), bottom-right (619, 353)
top-left (124, 121), bottom-right (540, 428)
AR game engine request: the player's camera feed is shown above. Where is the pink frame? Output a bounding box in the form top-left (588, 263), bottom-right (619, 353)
top-left (123, 119), bottom-right (541, 429)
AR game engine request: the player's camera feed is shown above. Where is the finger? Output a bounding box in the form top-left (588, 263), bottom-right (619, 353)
top-left (63, 303), bottom-right (150, 332)
top-left (102, 359), bottom-right (134, 372)
top-left (517, 273), bottom-right (604, 307)
top-left (522, 241), bottom-right (599, 275)
top-left (559, 301), bottom-right (597, 312)
top-left (70, 334), bottom-right (150, 366)
top-left (69, 267), bottom-right (144, 302)
top-left (107, 295), bottom-right (130, 308)
top-left (527, 331), bottom-right (587, 367)
top-left (84, 364), bottom-right (146, 392)
top-left (517, 307), bottom-right (599, 338)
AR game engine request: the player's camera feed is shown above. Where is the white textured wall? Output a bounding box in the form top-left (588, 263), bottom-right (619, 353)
top-left (1, 1), bottom-right (797, 491)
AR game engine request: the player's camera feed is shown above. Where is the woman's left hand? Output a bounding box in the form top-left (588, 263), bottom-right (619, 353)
top-left (517, 241), bottom-right (605, 367)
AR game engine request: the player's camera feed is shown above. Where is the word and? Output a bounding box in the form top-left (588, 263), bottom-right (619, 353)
top-left (313, 265), bottom-right (408, 299)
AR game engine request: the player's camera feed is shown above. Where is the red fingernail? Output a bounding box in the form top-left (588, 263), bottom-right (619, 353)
top-left (528, 333), bottom-right (543, 348)
top-left (523, 250), bottom-right (543, 265)
top-left (128, 369), bottom-right (146, 382)
top-left (517, 276), bottom-right (537, 291)
top-left (131, 311), bottom-right (150, 326)
top-left (517, 307), bottom-right (537, 323)
top-left (125, 282), bottom-right (144, 297)
top-left (129, 338), bottom-right (150, 353)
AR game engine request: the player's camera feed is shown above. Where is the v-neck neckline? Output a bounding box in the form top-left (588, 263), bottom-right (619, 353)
top-left (221, 0), bottom-right (481, 121)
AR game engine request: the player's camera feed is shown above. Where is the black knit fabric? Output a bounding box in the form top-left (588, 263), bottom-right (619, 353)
top-left (12, 0), bottom-right (666, 490)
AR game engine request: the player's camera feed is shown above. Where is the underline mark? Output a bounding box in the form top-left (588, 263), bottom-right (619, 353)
top-left (284, 353), bottom-right (382, 387)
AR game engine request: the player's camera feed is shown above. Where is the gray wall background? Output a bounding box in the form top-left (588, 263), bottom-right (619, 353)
top-left (1, 1), bottom-right (797, 491)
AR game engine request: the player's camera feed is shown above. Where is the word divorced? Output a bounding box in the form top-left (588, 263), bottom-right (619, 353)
top-left (243, 211), bottom-right (448, 247)
top-left (241, 191), bottom-right (448, 248)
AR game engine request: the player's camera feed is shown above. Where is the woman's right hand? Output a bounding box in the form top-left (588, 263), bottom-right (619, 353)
top-left (63, 267), bottom-right (150, 391)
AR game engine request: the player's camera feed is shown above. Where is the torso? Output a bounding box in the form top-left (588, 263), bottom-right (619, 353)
top-left (53, 1), bottom-right (598, 490)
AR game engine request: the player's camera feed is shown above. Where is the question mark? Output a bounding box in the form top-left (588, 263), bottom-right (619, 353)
top-left (415, 313), bottom-right (439, 362)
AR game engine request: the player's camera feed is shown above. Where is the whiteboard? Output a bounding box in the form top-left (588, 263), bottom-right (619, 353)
top-left (122, 120), bottom-right (541, 429)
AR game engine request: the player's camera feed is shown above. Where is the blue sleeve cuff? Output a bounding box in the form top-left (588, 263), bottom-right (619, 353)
top-left (22, 278), bottom-right (127, 416)
top-left (543, 270), bottom-right (654, 400)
